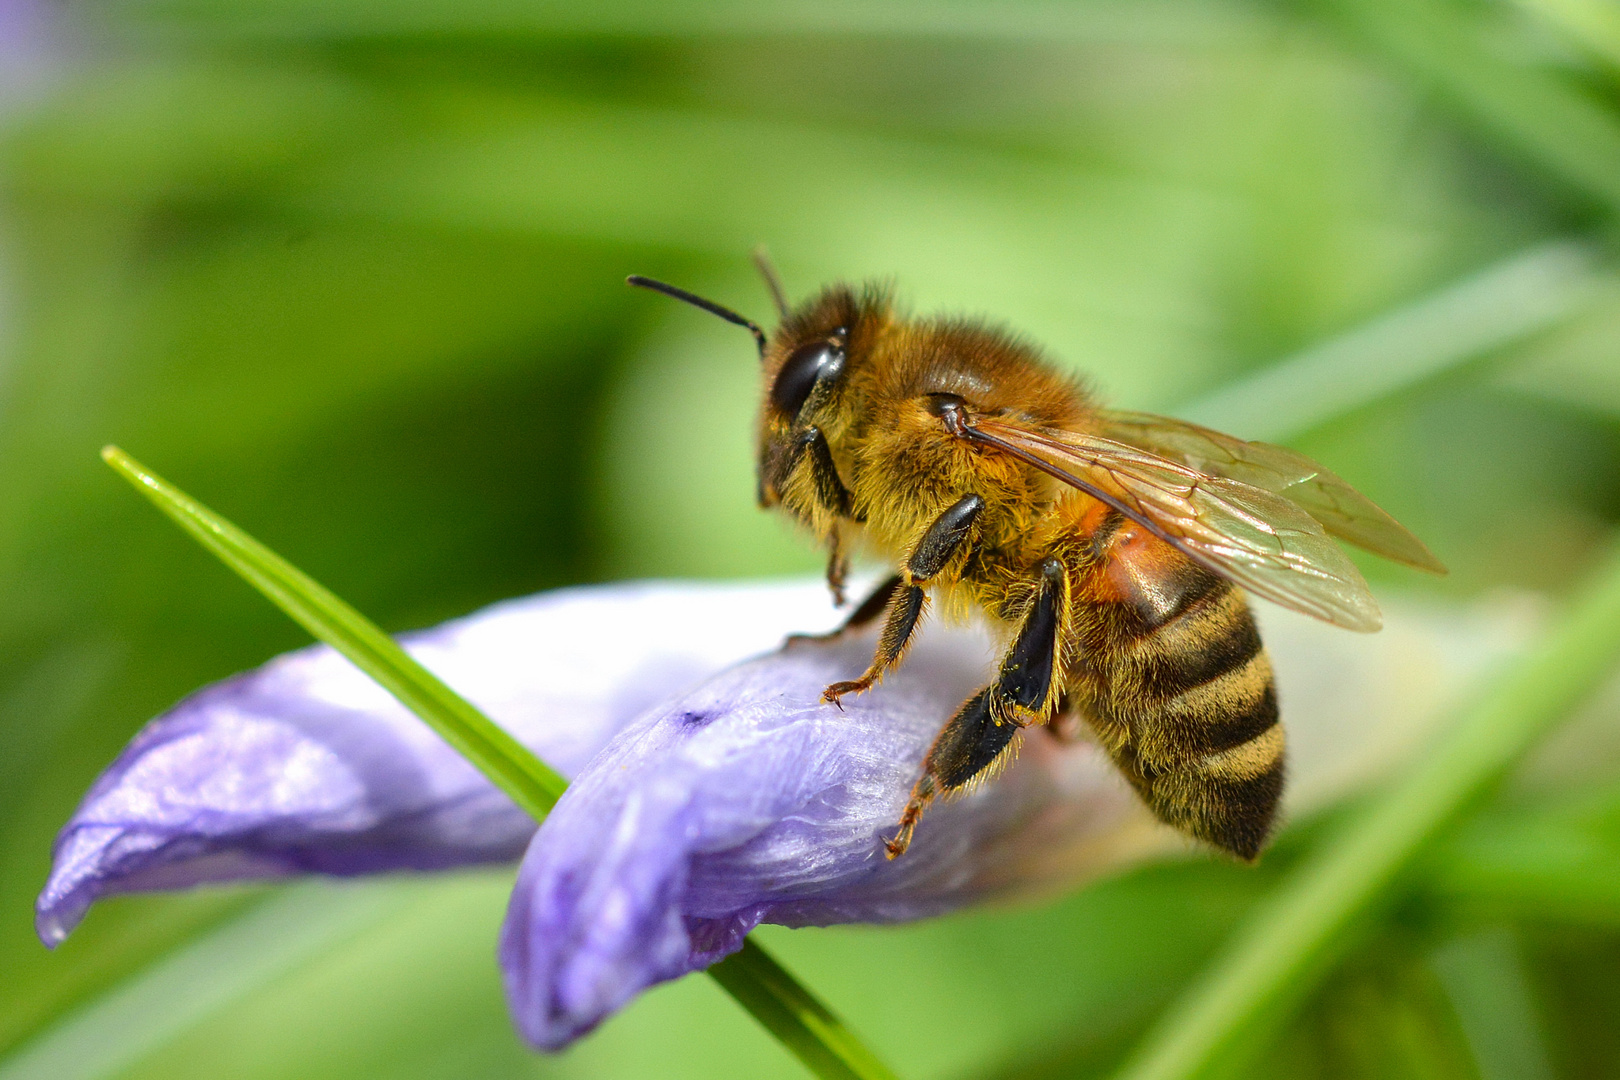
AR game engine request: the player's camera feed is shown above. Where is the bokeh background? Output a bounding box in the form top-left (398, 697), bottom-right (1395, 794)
top-left (3, 0), bottom-right (1620, 1077)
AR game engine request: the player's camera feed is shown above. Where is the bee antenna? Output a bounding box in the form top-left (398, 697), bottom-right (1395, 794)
top-left (626, 275), bottom-right (768, 358)
top-left (751, 246), bottom-right (790, 318)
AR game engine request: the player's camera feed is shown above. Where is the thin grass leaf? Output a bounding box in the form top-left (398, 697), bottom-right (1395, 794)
top-left (100, 445), bottom-right (902, 1080)
top-left (1430, 929), bottom-right (1556, 1080)
top-left (91, 0), bottom-right (1257, 45)
top-left (1510, 0), bottom-right (1620, 71)
top-left (1180, 240), bottom-right (1602, 441)
top-left (709, 940), bottom-right (904, 1080)
top-left (1286, 956), bottom-right (1480, 1080)
top-left (1111, 536), bottom-right (1620, 1080)
top-left (1424, 788), bottom-right (1620, 926)
top-left (1323, 0), bottom-right (1620, 213)
top-left (100, 445), bottom-right (568, 821)
top-left (0, 884), bottom-right (408, 1080)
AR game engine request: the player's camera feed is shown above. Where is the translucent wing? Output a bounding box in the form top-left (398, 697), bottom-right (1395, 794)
top-left (1097, 409), bottom-right (1446, 574)
top-left (970, 418), bottom-right (1384, 631)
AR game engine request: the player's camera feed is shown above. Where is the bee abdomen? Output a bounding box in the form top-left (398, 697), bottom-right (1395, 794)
top-left (1133, 586), bottom-right (1263, 701)
top-left (1140, 724), bottom-right (1284, 861)
top-left (1091, 564), bottom-right (1286, 860)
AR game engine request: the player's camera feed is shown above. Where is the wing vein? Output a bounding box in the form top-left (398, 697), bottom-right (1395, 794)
top-left (969, 417), bottom-right (1384, 631)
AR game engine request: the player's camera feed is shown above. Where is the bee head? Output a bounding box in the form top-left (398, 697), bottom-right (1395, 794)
top-left (760, 282), bottom-right (884, 420)
top-left (753, 282), bottom-right (895, 508)
top-left (625, 265), bottom-right (890, 514)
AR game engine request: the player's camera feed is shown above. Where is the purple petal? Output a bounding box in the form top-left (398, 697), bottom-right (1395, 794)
top-left (0, 0), bottom-right (62, 106)
top-left (37, 581), bottom-right (845, 946)
top-left (498, 625), bottom-right (1158, 1049)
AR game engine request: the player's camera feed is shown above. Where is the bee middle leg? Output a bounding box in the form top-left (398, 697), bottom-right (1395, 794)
top-left (821, 583), bottom-right (926, 704)
top-left (821, 494), bottom-right (983, 704)
top-left (886, 557), bottom-right (1067, 858)
top-left (786, 574), bottom-right (903, 647)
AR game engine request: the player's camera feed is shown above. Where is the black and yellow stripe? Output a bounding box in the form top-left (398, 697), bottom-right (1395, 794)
top-left (1077, 551), bottom-right (1285, 861)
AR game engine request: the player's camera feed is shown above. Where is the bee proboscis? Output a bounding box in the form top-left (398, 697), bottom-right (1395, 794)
top-left (628, 260), bottom-right (1444, 860)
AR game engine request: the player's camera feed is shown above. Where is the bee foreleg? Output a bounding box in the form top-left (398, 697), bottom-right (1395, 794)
top-left (885, 558), bottom-right (1066, 858)
top-left (821, 494), bottom-right (982, 704)
top-left (821, 584), bottom-right (925, 704)
top-left (796, 426), bottom-right (855, 520)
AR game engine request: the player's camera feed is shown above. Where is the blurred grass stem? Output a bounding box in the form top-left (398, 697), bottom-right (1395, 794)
top-left (1325, 0), bottom-right (1620, 211)
top-left (0, 884), bottom-right (408, 1080)
top-left (1511, 0), bottom-right (1620, 70)
top-left (710, 940), bottom-right (903, 1080)
top-left (1113, 537), bottom-right (1620, 1080)
top-left (100, 446), bottom-right (901, 1080)
top-left (1182, 239), bottom-right (1601, 440)
top-left (1430, 929), bottom-right (1555, 1080)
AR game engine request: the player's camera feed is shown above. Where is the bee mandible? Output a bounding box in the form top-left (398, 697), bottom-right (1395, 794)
top-left (627, 259), bottom-right (1444, 861)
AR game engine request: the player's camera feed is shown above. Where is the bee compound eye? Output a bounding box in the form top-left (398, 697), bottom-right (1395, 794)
top-left (770, 336), bottom-right (846, 418)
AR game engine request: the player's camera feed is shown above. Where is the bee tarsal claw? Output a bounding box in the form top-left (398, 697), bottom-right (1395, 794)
top-left (821, 679), bottom-right (872, 707)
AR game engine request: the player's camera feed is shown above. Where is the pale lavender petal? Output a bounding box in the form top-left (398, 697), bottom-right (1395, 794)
top-left (0, 0), bottom-right (62, 108)
top-left (37, 581), bottom-right (844, 945)
top-left (498, 625), bottom-right (1160, 1049)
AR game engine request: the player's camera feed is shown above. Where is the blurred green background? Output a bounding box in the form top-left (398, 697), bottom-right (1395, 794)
top-left (4, 0), bottom-right (1620, 1077)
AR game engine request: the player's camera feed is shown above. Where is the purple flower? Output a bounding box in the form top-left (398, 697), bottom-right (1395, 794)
top-left (37, 578), bottom-right (1166, 1049)
top-left (498, 619), bottom-right (1163, 1047)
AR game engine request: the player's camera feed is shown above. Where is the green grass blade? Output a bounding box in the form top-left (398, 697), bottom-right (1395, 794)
top-left (1180, 240), bottom-right (1601, 441)
top-left (709, 941), bottom-right (902, 1080)
top-left (1112, 537), bottom-right (1620, 1080)
top-left (1430, 929), bottom-right (1556, 1080)
top-left (100, 445), bottom-right (900, 1080)
top-left (101, 445), bottom-right (567, 820)
top-left (0, 884), bottom-right (409, 1080)
top-left (1324, 0), bottom-right (1620, 213)
top-left (1511, 0), bottom-right (1620, 72)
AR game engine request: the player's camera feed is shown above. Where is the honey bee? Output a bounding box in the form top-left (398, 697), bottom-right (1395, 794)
top-left (628, 258), bottom-right (1444, 861)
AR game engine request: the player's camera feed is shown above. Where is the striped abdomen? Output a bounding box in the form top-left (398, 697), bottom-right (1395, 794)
top-left (1068, 513), bottom-right (1284, 860)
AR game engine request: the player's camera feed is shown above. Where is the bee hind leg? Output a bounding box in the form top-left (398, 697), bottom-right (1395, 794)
top-left (886, 687), bottom-right (1018, 857)
top-left (886, 558), bottom-right (1067, 858)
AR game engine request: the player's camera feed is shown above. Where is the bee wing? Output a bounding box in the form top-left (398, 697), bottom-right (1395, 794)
top-left (1097, 409), bottom-right (1446, 574)
top-left (972, 418), bottom-right (1383, 631)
